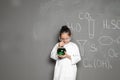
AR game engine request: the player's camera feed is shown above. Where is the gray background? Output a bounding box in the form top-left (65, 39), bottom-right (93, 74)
top-left (0, 0), bottom-right (120, 80)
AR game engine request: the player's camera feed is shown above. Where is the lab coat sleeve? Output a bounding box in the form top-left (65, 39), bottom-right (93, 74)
top-left (70, 44), bottom-right (81, 65)
top-left (50, 43), bottom-right (59, 60)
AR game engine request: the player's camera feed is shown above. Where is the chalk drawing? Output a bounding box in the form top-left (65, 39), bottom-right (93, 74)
top-left (94, 58), bottom-right (112, 69)
top-left (89, 44), bottom-right (98, 52)
top-left (103, 19), bottom-right (120, 29)
top-left (98, 35), bottom-right (120, 45)
top-left (65, 11), bottom-right (120, 69)
top-left (98, 36), bottom-right (113, 45)
top-left (67, 22), bottom-right (81, 32)
top-left (88, 19), bottom-right (95, 39)
top-left (76, 23), bottom-right (82, 32)
top-left (103, 19), bottom-right (110, 29)
top-left (82, 58), bottom-right (93, 68)
top-left (79, 12), bottom-right (93, 20)
top-left (85, 12), bottom-right (92, 20)
top-left (77, 40), bottom-right (87, 57)
top-left (82, 58), bottom-right (112, 69)
top-left (111, 19), bottom-right (119, 29)
top-left (78, 12), bottom-right (95, 39)
top-left (108, 48), bottom-right (118, 58)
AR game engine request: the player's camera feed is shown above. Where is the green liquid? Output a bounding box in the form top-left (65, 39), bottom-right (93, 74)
top-left (57, 47), bottom-right (66, 55)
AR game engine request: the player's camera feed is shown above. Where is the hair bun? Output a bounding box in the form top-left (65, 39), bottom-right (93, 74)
top-left (61, 25), bottom-right (69, 30)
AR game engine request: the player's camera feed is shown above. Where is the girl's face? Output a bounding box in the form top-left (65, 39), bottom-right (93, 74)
top-left (60, 32), bottom-right (71, 44)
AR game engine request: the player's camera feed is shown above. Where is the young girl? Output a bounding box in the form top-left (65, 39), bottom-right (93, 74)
top-left (50, 25), bottom-right (81, 80)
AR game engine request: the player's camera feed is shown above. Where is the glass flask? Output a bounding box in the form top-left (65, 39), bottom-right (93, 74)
top-left (57, 46), bottom-right (66, 55)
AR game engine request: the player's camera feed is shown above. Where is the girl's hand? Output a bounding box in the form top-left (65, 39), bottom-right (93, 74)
top-left (58, 52), bottom-right (71, 60)
top-left (58, 51), bottom-right (66, 59)
top-left (58, 54), bottom-right (66, 59)
top-left (58, 41), bottom-right (65, 47)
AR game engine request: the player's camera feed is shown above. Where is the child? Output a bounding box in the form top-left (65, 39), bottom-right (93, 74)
top-left (50, 25), bottom-right (81, 80)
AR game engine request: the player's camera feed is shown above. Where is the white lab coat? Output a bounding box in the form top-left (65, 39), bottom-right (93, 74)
top-left (50, 42), bottom-right (81, 80)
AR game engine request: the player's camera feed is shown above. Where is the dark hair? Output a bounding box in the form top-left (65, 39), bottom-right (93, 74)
top-left (59, 25), bottom-right (71, 37)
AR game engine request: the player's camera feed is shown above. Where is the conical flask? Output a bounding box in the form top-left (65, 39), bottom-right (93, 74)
top-left (57, 46), bottom-right (66, 55)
